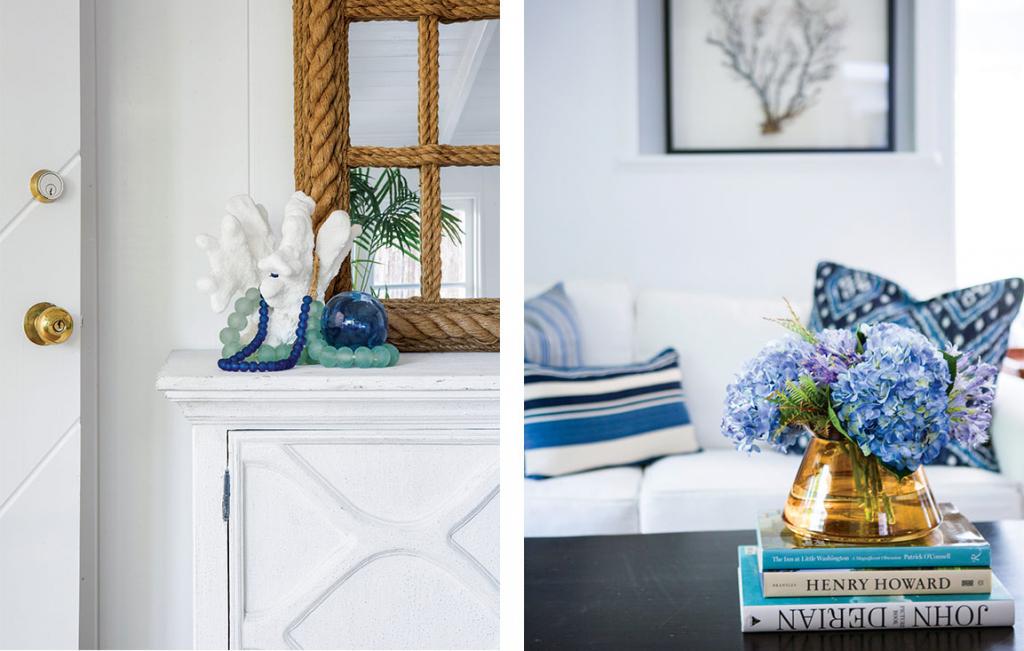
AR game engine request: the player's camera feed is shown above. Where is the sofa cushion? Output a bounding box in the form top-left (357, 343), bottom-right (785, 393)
top-left (525, 282), bottom-right (583, 367)
top-left (635, 290), bottom-right (809, 450)
top-left (924, 464), bottom-right (1024, 523)
top-left (639, 450), bottom-right (1024, 534)
top-left (991, 374), bottom-right (1024, 485)
top-left (527, 280), bottom-right (635, 365)
top-left (639, 450), bottom-right (801, 533)
top-left (525, 467), bottom-right (642, 537)
top-left (525, 349), bottom-right (699, 477)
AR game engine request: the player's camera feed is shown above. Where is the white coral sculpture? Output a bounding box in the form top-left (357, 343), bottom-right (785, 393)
top-left (197, 191), bottom-right (361, 346)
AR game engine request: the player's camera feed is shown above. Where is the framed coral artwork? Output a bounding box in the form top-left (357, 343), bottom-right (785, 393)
top-left (665, 0), bottom-right (895, 153)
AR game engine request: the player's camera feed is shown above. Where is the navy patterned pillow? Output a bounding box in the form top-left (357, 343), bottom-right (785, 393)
top-left (807, 261), bottom-right (1023, 471)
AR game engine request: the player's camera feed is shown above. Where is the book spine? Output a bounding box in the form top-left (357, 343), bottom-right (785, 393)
top-left (741, 599), bottom-right (1014, 633)
top-left (762, 568), bottom-right (992, 597)
top-left (760, 546), bottom-right (990, 570)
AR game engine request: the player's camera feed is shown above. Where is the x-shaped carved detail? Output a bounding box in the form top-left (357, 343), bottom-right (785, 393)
top-left (233, 442), bottom-right (499, 649)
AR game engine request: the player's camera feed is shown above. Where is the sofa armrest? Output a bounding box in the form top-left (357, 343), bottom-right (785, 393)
top-left (992, 374), bottom-right (1024, 484)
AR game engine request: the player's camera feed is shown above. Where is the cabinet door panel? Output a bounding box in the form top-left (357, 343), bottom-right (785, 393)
top-left (228, 430), bottom-right (499, 650)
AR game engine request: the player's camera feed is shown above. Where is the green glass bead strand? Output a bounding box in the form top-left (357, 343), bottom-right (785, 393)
top-left (353, 346), bottom-right (373, 367)
top-left (335, 346), bottom-right (355, 368)
top-left (234, 297), bottom-right (256, 315)
top-left (219, 327), bottom-right (240, 346)
top-left (371, 347), bottom-right (390, 367)
top-left (227, 312), bottom-right (248, 330)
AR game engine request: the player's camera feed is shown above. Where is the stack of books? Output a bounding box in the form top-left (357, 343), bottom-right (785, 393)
top-left (738, 503), bottom-right (1015, 632)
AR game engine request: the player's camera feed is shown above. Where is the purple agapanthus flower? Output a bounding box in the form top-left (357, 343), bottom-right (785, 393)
top-left (722, 337), bottom-right (814, 453)
top-left (830, 324), bottom-right (952, 474)
top-left (801, 328), bottom-right (861, 384)
top-left (946, 345), bottom-right (999, 449)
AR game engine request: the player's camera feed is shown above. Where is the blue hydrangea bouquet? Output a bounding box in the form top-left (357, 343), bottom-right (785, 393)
top-left (722, 302), bottom-right (999, 542)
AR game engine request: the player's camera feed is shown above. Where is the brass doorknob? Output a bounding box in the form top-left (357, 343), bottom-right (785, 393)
top-left (24, 302), bottom-right (74, 345)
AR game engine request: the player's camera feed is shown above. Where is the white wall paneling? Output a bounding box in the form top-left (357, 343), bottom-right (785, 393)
top-left (525, 0), bottom-right (956, 301)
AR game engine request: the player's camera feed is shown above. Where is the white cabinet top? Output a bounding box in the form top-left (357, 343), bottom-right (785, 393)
top-left (157, 350), bottom-right (499, 392)
top-left (156, 350), bottom-right (500, 427)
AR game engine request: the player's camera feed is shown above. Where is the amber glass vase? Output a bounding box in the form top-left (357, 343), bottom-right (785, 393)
top-left (783, 432), bottom-right (942, 544)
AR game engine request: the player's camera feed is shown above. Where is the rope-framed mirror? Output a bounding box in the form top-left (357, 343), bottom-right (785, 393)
top-left (293, 0), bottom-right (500, 352)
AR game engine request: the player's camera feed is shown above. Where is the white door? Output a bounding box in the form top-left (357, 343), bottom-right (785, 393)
top-left (0, 2), bottom-right (82, 648)
top-left (228, 431), bottom-right (499, 649)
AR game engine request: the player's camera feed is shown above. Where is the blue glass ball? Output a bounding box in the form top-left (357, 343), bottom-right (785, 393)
top-left (321, 291), bottom-right (388, 349)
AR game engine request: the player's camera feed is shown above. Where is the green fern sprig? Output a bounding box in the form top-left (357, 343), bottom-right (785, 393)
top-left (770, 375), bottom-right (832, 434)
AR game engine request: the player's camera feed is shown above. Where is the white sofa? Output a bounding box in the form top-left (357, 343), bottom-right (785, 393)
top-left (525, 281), bottom-right (1024, 537)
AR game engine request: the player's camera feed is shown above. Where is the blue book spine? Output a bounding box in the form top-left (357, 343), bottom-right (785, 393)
top-left (760, 545), bottom-right (990, 570)
top-left (739, 547), bottom-right (1014, 633)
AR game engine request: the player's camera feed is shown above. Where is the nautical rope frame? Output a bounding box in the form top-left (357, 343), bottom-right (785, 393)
top-left (293, 0), bottom-right (500, 352)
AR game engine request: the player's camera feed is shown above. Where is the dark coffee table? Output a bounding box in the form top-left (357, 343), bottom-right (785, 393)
top-left (526, 522), bottom-right (1024, 650)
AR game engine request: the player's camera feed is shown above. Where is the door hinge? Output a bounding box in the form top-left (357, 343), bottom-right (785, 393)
top-left (222, 469), bottom-right (231, 522)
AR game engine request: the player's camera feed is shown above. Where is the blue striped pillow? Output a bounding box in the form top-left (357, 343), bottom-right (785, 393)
top-left (525, 348), bottom-right (700, 478)
top-left (525, 282), bottom-right (583, 368)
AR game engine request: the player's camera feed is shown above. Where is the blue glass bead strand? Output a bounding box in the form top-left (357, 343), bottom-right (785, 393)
top-left (217, 295), bottom-right (311, 372)
top-left (271, 296), bottom-right (313, 371)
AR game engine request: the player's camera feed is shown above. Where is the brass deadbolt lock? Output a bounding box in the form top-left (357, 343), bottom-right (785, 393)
top-left (24, 302), bottom-right (74, 346)
top-left (30, 169), bottom-right (64, 203)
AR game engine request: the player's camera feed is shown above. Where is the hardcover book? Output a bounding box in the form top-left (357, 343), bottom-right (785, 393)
top-left (762, 566), bottom-right (992, 597)
top-left (757, 504), bottom-right (989, 570)
top-left (738, 547), bottom-right (1014, 633)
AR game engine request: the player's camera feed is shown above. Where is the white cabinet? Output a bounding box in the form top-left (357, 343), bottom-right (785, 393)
top-left (157, 351), bottom-right (499, 650)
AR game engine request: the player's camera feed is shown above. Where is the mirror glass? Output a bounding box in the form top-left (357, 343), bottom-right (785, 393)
top-left (347, 19), bottom-right (499, 299)
top-left (439, 20), bottom-right (499, 146)
top-left (349, 21), bottom-right (418, 147)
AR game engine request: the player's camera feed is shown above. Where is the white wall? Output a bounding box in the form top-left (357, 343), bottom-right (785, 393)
top-left (96, 2), bottom-right (251, 646)
top-left (94, 1), bottom-right (495, 647)
top-left (955, 0), bottom-right (1024, 345)
top-left (525, 0), bottom-right (956, 302)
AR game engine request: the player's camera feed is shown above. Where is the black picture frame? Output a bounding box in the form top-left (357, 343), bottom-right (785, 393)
top-left (664, 0), bottom-right (896, 154)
